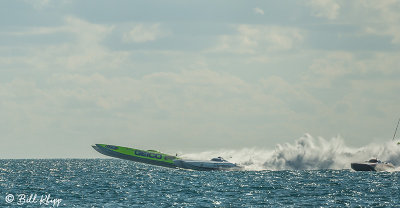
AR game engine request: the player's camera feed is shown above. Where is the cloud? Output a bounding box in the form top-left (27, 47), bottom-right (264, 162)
top-left (48, 70), bottom-right (259, 113)
top-left (298, 49), bottom-right (400, 125)
top-left (122, 23), bottom-right (170, 43)
top-left (24, 0), bottom-right (51, 10)
top-left (2, 1), bottom-right (400, 158)
top-left (301, 50), bottom-right (400, 91)
top-left (23, 0), bottom-right (72, 10)
top-left (212, 25), bottom-right (304, 54)
top-left (2, 16), bottom-right (113, 46)
top-left (253, 7), bottom-right (264, 15)
top-left (358, 0), bottom-right (400, 44)
top-left (0, 16), bottom-right (130, 71)
top-left (307, 0), bottom-right (340, 20)
top-left (306, 1), bottom-right (400, 45)
top-left (1, 67), bottom-right (321, 157)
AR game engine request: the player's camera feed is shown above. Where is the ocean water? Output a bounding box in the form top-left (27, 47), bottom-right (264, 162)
top-left (1, 159), bottom-right (400, 207)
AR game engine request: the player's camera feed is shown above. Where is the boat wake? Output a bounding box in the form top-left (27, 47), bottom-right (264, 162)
top-left (180, 134), bottom-right (400, 171)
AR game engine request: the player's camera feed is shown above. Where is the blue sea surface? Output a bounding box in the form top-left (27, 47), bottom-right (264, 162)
top-left (0, 159), bottom-right (399, 207)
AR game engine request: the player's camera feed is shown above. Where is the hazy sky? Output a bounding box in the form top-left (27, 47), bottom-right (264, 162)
top-left (1, 0), bottom-right (400, 158)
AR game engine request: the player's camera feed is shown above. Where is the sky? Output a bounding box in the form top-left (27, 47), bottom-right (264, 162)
top-left (1, 0), bottom-right (400, 158)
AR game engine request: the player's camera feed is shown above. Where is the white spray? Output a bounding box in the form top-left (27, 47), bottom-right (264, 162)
top-left (181, 134), bottom-right (400, 171)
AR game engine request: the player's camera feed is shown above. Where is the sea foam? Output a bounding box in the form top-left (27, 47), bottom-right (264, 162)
top-left (181, 134), bottom-right (400, 170)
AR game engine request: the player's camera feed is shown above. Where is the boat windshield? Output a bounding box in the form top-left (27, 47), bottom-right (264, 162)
top-left (211, 157), bottom-right (227, 162)
top-left (368, 159), bottom-right (378, 163)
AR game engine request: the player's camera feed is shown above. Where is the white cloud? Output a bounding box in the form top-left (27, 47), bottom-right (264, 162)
top-left (122, 23), bottom-right (169, 43)
top-left (212, 25), bottom-right (304, 54)
top-left (338, 78), bottom-right (400, 121)
top-left (24, 0), bottom-right (72, 10)
top-left (2, 1), bottom-right (400, 158)
top-left (1, 16), bottom-right (131, 71)
top-left (307, 0), bottom-right (340, 20)
top-left (302, 50), bottom-right (400, 90)
top-left (62, 16), bottom-right (114, 48)
top-left (307, 0), bottom-right (400, 45)
top-left (4, 16), bottom-right (113, 47)
top-left (301, 52), bottom-right (355, 88)
top-left (24, 0), bottom-right (51, 10)
top-left (1, 68), bottom-right (320, 157)
top-left (310, 52), bottom-right (353, 75)
top-left (254, 7), bottom-right (264, 15)
top-left (357, 0), bottom-right (400, 44)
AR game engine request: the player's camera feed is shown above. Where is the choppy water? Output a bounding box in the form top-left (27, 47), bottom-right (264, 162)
top-left (1, 159), bottom-right (399, 207)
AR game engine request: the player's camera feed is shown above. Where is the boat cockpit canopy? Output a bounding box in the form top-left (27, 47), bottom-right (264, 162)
top-left (368, 159), bottom-right (379, 163)
top-left (211, 157), bottom-right (228, 162)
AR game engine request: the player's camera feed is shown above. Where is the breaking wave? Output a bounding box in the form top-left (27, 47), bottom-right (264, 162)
top-left (181, 134), bottom-right (400, 171)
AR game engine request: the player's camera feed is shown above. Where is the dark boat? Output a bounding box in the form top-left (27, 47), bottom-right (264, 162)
top-left (351, 158), bottom-right (395, 171)
top-left (351, 119), bottom-right (399, 171)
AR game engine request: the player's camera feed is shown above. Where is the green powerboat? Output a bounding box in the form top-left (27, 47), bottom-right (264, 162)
top-left (92, 144), bottom-right (243, 171)
top-left (92, 144), bottom-right (179, 168)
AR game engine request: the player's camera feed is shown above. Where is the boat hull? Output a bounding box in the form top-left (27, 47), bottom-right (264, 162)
top-left (351, 163), bottom-right (376, 171)
top-left (351, 162), bottom-right (395, 172)
top-left (173, 159), bottom-right (243, 171)
top-left (92, 144), bottom-right (178, 169)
